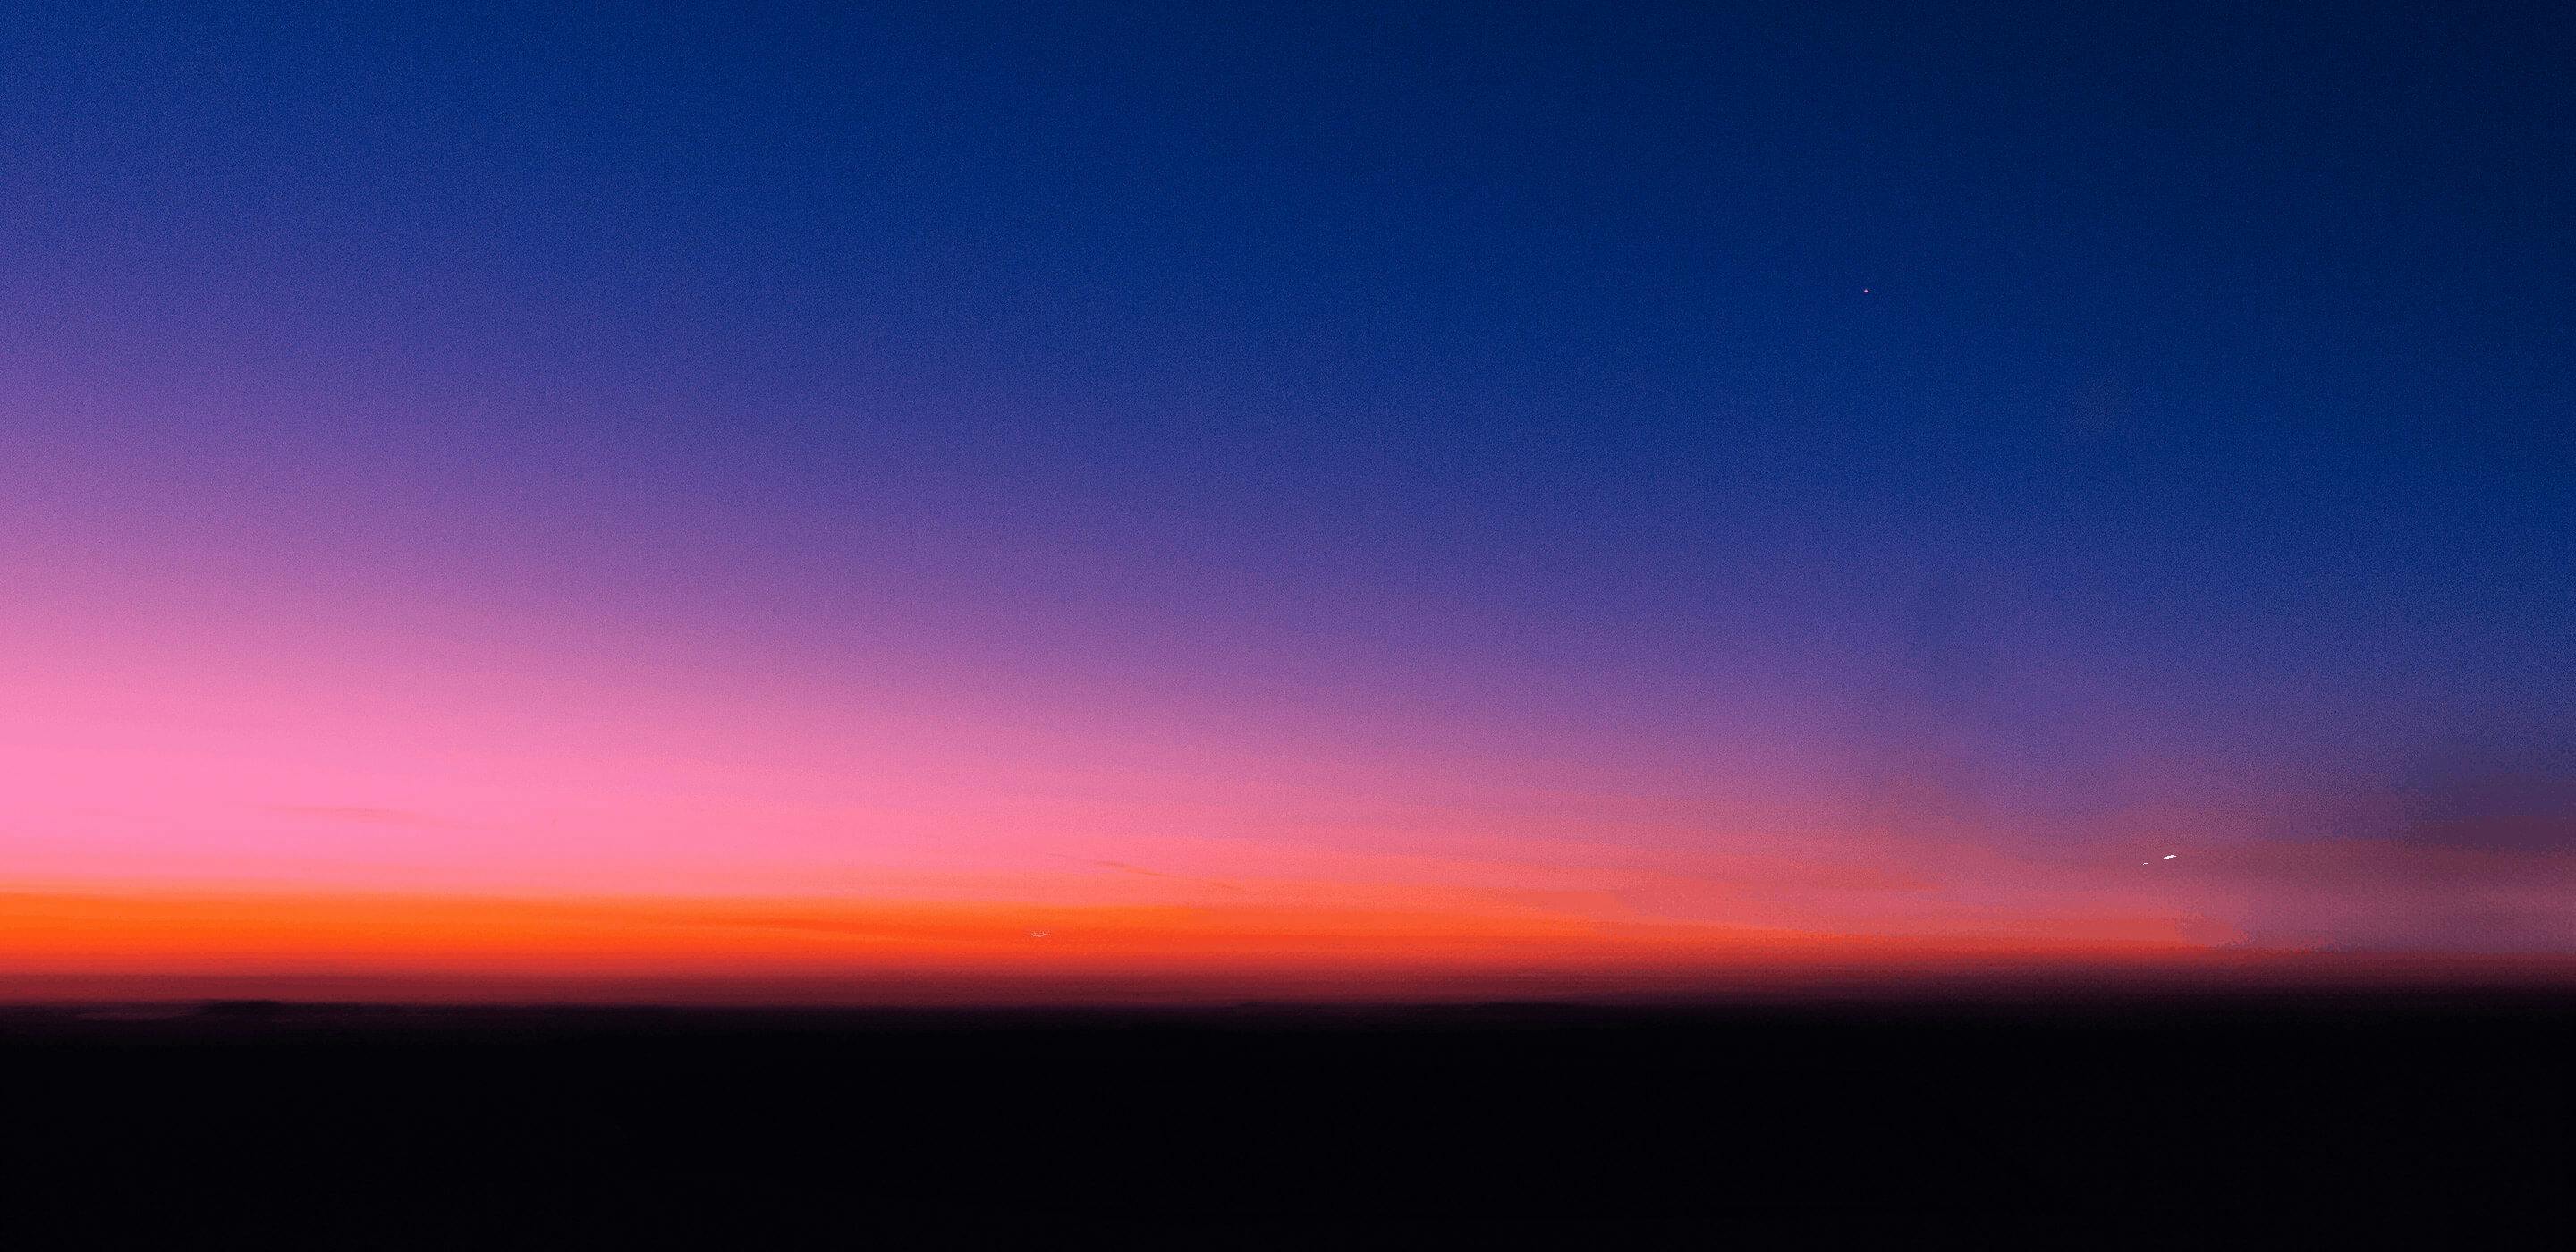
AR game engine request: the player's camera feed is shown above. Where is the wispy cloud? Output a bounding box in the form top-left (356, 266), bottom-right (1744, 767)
top-left (260, 805), bottom-right (436, 826)
top-left (1049, 853), bottom-right (1244, 892)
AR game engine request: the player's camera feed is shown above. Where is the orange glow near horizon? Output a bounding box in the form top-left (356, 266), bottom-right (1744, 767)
top-left (8, 871), bottom-right (2570, 1006)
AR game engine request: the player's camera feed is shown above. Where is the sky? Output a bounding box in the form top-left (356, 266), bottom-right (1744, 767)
top-left (3, 1), bottom-right (2572, 1002)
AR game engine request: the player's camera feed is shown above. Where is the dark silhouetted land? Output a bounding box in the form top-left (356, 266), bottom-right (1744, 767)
top-left (1, 993), bottom-right (2565, 1246)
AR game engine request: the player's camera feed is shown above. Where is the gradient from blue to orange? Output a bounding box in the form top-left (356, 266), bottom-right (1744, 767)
top-left (4, 2), bottom-right (2571, 1001)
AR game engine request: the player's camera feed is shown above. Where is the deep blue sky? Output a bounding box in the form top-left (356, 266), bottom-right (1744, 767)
top-left (5, 1), bottom-right (2571, 854)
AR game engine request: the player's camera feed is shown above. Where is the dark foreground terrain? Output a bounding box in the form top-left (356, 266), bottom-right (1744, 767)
top-left (2, 992), bottom-right (2566, 1247)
